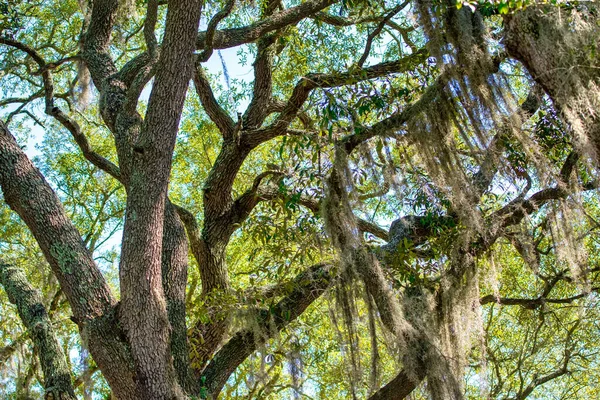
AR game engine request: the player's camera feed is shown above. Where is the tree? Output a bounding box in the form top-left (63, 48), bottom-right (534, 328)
top-left (0, 0), bottom-right (599, 399)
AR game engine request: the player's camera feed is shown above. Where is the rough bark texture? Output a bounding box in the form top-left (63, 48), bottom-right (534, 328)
top-left (367, 369), bottom-right (425, 400)
top-left (0, 121), bottom-right (139, 399)
top-left (3, 1), bottom-right (587, 398)
top-left (0, 263), bottom-right (76, 400)
top-left (201, 263), bottom-right (334, 398)
top-left (117, 0), bottom-right (202, 397)
top-left (162, 201), bottom-right (195, 393)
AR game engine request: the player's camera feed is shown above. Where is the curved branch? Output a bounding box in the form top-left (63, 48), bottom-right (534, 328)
top-left (0, 35), bottom-right (122, 181)
top-left (200, 262), bottom-right (334, 397)
top-left (357, 1), bottom-right (409, 67)
top-left (243, 33), bottom-right (278, 129)
top-left (195, 0), bottom-right (338, 50)
top-left (82, 0), bottom-right (119, 86)
top-left (192, 66), bottom-right (235, 137)
top-left (199, 0), bottom-right (237, 62)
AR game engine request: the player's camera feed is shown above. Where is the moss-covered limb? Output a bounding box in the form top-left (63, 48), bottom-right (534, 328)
top-left (504, 4), bottom-right (600, 162)
top-left (472, 86), bottom-right (544, 196)
top-left (368, 368), bottom-right (425, 400)
top-left (479, 265), bottom-right (600, 309)
top-left (0, 263), bottom-right (76, 400)
top-left (200, 262), bottom-right (334, 398)
top-left (324, 163), bottom-right (407, 338)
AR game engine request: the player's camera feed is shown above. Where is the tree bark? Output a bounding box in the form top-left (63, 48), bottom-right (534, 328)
top-left (162, 201), bottom-right (195, 393)
top-left (117, 0), bottom-right (202, 397)
top-left (0, 263), bottom-right (76, 400)
top-left (0, 121), bottom-right (140, 399)
top-left (504, 5), bottom-right (600, 160)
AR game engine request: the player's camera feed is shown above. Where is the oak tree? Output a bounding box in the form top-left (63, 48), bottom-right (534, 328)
top-left (1, 0), bottom-right (600, 399)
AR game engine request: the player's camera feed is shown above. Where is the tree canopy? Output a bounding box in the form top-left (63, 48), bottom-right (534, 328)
top-left (0, 0), bottom-right (600, 399)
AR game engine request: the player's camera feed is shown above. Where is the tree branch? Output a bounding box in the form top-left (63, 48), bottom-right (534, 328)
top-left (0, 121), bottom-right (138, 398)
top-left (162, 201), bottom-right (195, 392)
top-left (0, 36), bottom-right (122, 182)
top-left (243, 33), bottom-right (278, 129)
top-left (381, 214), bottom-right (456, 253)
top-left (117, 0), bottom-right (204, 395)
top-left (243, 0), bottom-right (284, 129)
top-left (480, 287), bottom-right (598, 309)
top-left (0, 263), bottom-right (76, 399)
top-left (144, 0), bottom-right (159, 58)
top-left (200, 262), bottom-right (334, 397)
top-left (512, 320), bottom-right (577, 400)
top-left (368, 368), bottom-right (424, 400)
top-left (0, 121), bottom-right (114, 321)
top-left (357, 1), bottom-right (409, 67)
top-left (243, 49), bottom-right (428, 148)
top-left (192, 66), bottom-right (235, 137)
top-left (198, 0), bottom-right (237, 62)
top-left (82, 0), bottom-right (119, 86)
top-left (195, 0), bottom-right (338, 50)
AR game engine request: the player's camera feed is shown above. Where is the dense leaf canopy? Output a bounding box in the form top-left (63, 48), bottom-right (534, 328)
top-left (0, 0), bottom-right (599, 399)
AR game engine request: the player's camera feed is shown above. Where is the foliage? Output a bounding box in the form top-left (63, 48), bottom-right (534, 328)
top-left (0, 0), bottom-right (599, 399)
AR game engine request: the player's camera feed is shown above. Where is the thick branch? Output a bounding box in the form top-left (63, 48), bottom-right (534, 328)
top-left (0, 121), bottom-right (113, 321)
top-left (368, 369), bottom-right (424, 400)
top-left (144, 0), bottom-right (159, 58)
top-left (195, 0), bottom-right (338, 50)
top-left (117, 0), bottom-right (203, 396)
top-left (0, 121), bottom-right (138, 398)
top-left (200, 262), bottom-right (334, 397)
top-left (162, 201), bottom-right (195, 392)
top-left (0, 263), bottom-right (76, 399)
top-left (243, 33), bottom-right (278, 129)
top-left (198, 0), bottom-right (237, 62)
top-left (82, 0), bottom-right (119, 86)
